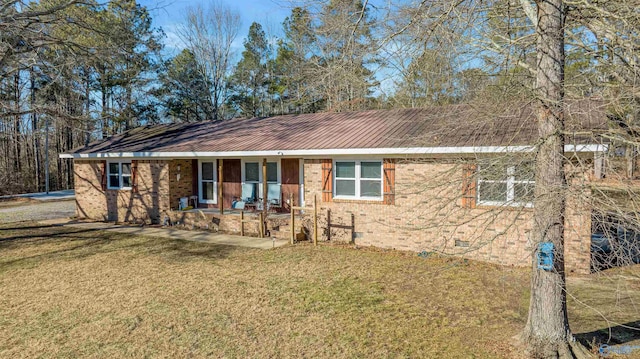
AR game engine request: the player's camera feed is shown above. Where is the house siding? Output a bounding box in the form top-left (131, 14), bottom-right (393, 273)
top-left (303, 159), bottom-right (593, 274)
top-left (74, 160), bottom-right (170, 223)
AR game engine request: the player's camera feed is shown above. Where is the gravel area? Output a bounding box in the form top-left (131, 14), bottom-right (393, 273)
top-left (0, 200), bottom-right (75, 224)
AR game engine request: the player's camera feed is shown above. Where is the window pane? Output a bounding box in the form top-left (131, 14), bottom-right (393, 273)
top-left (361, 180), bottom-right (381, 197)
top-left (361, 162), bottom-right (381, 179)
top-left (109, 175), bottom-right (119, 188)
top-left (336, 179), bottom-right (355, 196)
top-left (514, 162), bottom-right (534, 181)
top-left (245, 162), bottom-right (259, 182)
top-left (267, 162), bottom-right (278, 182)
top-left (121, 163), bottom-right (131, 175)
top-left (478, 162), bottom-right (508, 181)
top-left (122, 175), bottom-right (131, 188)
top-left (202, 162), bottom-right (214, 181)
top-left (109, 163), bottom-right (119, 175)
top-left (202, 182), bottom-right (214, 200)
top-left (514, 182), bottom-right (534, 203)
top-left (335, 162), bottom-right (355, 178)
top-left (478, 181), bottom-right (507, 202)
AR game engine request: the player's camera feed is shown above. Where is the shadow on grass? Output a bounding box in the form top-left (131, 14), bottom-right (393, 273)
top-left (575, 320), bottom-right (640, 347)
top-left (0, 223), bottom-right (240, 270)
top-left (0, 223), bottom-right (66, 231)
top-left (0, 226), bottom-right (104, 243)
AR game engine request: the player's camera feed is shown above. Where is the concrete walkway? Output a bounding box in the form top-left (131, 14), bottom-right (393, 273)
top-left (39, 218), bottom-right (288, 250)
top-left (0, 189), bottom-right (75, 201)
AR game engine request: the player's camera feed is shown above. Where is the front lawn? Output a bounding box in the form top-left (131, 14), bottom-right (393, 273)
top-left (1, 222), bottom-right (638, 358)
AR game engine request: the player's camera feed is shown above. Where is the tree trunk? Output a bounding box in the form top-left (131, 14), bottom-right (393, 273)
top-left (102, 82), bottom-right (108, 139)
top-left (31, 69), bottom-right (41, 192)
top-left (522, 1), bottom-right (590, 358)
top-left (13, 72), bottom-right (21, 176)
top-left (85, 68), bottom-right (92, 146)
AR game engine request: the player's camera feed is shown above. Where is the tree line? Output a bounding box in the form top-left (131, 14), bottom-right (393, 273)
top-left (0, 0), bottom-right (637, 197)
top-left (2, 0), bottom-right (640, 357)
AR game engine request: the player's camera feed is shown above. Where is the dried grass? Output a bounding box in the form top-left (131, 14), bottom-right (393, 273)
top-left (0, 222), bottom-right (638, 358)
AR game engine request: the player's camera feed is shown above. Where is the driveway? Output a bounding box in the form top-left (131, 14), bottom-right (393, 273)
top-left (0, 200), bottom-right (76, 224)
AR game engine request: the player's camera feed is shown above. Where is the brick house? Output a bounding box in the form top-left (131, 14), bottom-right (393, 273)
top-left (60, 102), bottom-right (608, 274)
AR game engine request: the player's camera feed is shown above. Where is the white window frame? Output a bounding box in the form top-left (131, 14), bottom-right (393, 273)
top-left (241, 159), bottom-right (281, 198)
top-left (106, 161), bottom-right (132, 190)
top-left (198, 159), bottom-right (218, 204)
top-left (333, 159), bottom-right (383, 201)
top-left (477, 164), bottom-right (534, 207)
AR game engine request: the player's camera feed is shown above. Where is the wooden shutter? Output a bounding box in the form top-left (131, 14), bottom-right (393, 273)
top-left (321, 159), bottom-right (333, 202)
top-left (383, 159), bottom-right (395, 205)
top-left (100, 160), bottom-right (107, 191)
top-left (461, 163), bottom-right (477, 209)
top-left (131, 160), bottom-right (139, 193)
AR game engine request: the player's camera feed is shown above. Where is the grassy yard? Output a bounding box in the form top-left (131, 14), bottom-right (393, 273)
top-left (1, 221), bottom-right (639, 358)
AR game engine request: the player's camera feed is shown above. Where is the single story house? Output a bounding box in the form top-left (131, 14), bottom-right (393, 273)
top-left (60, 101), bottom-right (610, 274)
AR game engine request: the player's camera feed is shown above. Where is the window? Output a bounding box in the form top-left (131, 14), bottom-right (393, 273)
top-left (477, 161), bottom-right (534, 206)
top-left (199, 160), bottom-right (218, 204)
top-left (334, 160), bottom-right (382, 200)
top-left (245, 162), bottom-right (260, 183)
top-left (242, 160), bottom-right (280, 199)
top-left (243, 161), bottom-right (278, 184)
top-left (107, 161), bottom-right (132, 190)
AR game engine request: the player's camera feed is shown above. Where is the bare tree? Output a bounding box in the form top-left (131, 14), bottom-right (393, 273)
top-left (178, 2), bottom-right (241, 121)
top-left (520, 1), bottom-right (583, 357)
top-left (371, 0), bottom-right (639, 356)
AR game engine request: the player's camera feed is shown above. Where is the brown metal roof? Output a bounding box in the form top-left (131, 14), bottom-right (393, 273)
top-left (66, 100), bottom-right (607, 155)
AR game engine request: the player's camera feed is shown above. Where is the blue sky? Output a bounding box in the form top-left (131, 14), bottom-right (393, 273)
top-left (138, 0), bottom-right (292, 57)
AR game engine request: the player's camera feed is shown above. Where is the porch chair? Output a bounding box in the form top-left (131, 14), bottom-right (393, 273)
top-left (234, 183), bottom-right (257, 210)
top-left (231, 200), bottom-right (246, 210)
top-left (267, 183), bottom-right (282, 209)
top-left (241, 183), bottom-right (256, 203)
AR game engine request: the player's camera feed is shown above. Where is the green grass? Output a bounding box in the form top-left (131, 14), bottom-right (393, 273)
top-left (0, 222), bottom-right (639, 358)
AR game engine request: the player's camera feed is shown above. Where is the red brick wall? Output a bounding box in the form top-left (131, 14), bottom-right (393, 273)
top-left (74, 160), bottom-right (170, 223)
top-left (302, 158), bottom-right (593, 274)
top-left (74, 157), bottom-right (593, 274)
top-left (169, 159), bottom-right (195, 210)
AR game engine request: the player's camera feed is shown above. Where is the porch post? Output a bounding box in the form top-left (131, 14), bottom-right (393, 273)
top-left (262, 158), bottom-right (268, 216)
top-left (218, 159), bottom-right (224, 214)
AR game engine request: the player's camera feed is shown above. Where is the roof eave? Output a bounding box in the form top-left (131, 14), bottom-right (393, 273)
top-left (58, 144), bottom-right (608, 159)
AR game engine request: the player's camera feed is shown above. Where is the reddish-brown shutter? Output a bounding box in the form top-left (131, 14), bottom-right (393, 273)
top-left (321, 159), bottom-right (333, 202)
top-left (100, 160), bottom-right (107, 191)
top-left (383, 159), bottom-right (395, 205)
top-left (461, 163), bottom-right (477, 208)
top-left (131, 160), bottom-right (139, 193)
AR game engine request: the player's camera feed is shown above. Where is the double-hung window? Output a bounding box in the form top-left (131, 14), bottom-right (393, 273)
top-left (477, 161), bottom-right (534, 206)
top-left (334, 160), bottom-right (382, 200)
top-left (199, 161), bottom-right (218, 204)
top-left (242, 160), bottom-right (280, 199)
top-left (107, 161), bottom-right (132, 190)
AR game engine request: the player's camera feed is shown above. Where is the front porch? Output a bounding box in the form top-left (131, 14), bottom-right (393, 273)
top-left (166, 207), bottom-right (304, 241)
top-left (169, 158), bottom-right (304, 216)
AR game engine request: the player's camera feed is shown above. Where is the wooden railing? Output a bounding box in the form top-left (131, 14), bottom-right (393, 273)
top-left (240, 211), bottom-right (264, 238)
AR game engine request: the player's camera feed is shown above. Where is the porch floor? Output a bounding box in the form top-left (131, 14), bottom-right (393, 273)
top-left (38, 218), bottom-right (289, 249)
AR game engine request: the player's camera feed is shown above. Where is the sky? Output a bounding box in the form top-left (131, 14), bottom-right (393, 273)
top-left (138, 0), bottom-right (293, 57)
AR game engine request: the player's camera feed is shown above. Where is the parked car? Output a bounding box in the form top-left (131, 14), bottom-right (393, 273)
top-left (591, 211), bottom-right (640, 269)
